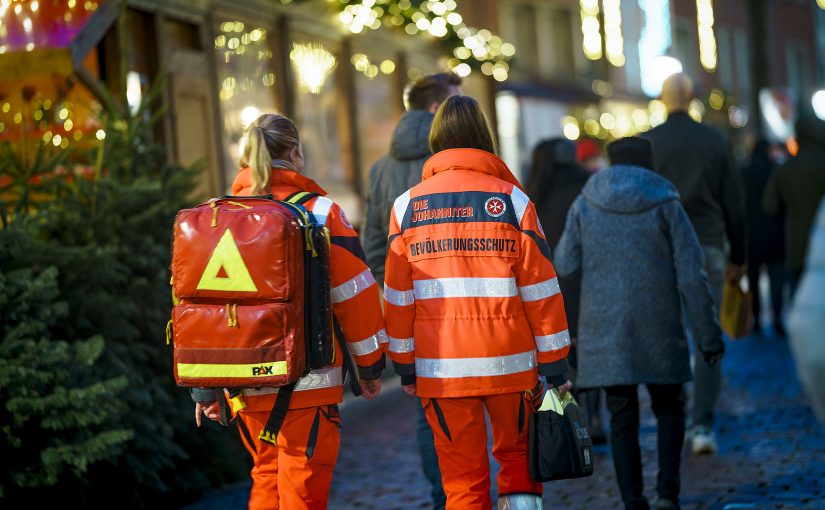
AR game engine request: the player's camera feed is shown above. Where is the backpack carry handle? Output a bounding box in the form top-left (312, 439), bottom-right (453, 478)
top-left (218, 194), bottom-right (275, 200)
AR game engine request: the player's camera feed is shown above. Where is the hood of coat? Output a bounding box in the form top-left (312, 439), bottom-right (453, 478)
top-left (582, 164), bottom-right (679, 213)
top-left (422, 148), bottom-right (525, 192)
top-left (231, 166), bottom-right (327, 196)
top-left (390, 110), bottom-right (435, 161)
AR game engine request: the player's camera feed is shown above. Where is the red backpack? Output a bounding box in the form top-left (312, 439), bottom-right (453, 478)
top-left (168, 194), bottom-right (337, 440)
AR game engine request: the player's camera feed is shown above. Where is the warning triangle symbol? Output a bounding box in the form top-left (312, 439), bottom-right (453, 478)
top-left (196, 229), bottom-right (258, 292)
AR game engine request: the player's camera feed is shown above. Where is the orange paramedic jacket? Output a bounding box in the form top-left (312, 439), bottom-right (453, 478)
top-left (384, 149), bottom-right (570, 398)
top-left (231, 167), bottom-right (386, 410)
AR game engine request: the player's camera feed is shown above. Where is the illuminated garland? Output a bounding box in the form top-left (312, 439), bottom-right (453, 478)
top-left (281, 0), bottom-right (515, 80)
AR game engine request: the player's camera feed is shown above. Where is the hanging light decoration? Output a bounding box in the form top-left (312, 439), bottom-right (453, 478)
top-left (290, 42), bottom-right (337, 94)
top-left (308, 0), bottom-right (514, 79)
top-left (603, 0), bottom-right (625, 66)
top-left (580, 0), bottom-right (602, 61)
top-left (696, 0), bottom-right (717, 71)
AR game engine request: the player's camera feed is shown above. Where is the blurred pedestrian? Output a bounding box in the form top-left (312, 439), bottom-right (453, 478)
top-left (643, 73), bottom-right (746, 456)
top-left (763, 113), bottom-right (825, 297)
top-left (362, 72), bottom-right (461, 510)
top-left (576, 137), bottom-right (606, 173)
top-left (788, 197), bottom-right (825, 426)
top-left (526, 138), bottom-right (606, 445)
top-left (554, 137), bottom-right (725, 510)
top-left (384, 95), bottom-right (572, 509)
top-left (742, 139), bottom-right (786, 336)
top-left (196, 114), bottom-right (386, 509)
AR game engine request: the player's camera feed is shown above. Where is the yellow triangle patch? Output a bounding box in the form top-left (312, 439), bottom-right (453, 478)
top-left (196, 229), bottom-right (258, 292)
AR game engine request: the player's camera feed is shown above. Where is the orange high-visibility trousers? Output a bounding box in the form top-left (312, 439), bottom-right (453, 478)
top-left (422, 393), bottom-right (542, 510)
top-left (235, 405), bottom-right (341, 510)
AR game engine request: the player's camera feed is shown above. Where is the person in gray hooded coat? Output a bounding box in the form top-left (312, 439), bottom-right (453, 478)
top-left (554, 137), bottom-right (725, 510)
top-left (363, 73), bottom-right (462, 285)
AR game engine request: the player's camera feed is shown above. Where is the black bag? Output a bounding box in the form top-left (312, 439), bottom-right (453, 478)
top-left (284, 192), bottom-right (335, 370)
top-left (528, 390), bottom-right (594, 481)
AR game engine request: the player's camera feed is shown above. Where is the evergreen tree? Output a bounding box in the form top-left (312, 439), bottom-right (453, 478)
top-left (0, 9), bottom-right (248, 506)
top-left (0, 227), bottom-right (131, 501)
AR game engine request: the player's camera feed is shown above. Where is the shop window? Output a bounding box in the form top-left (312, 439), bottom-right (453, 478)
top-left (550, 8), bottom-right (575, 78)
top-left (352, 48), bottom-right (399, 192)
top-left (213, 18), bottom-right (279, 184)
top-left (0, 1), bottom-right (104, 148)
top-left (290, 38), bottom-right (343, 187)
top-left (716, 27), bottom-right (734, 92)
top-left (672, 20), bottom-right (697, 77)
top-left (786, 43), bottom-right (809, 102)
top-left (513, 4), bottom-right (538, 77)
top-left (733, 30), bottom-right (752, 100)
top-left (163, 17), bottom-right (202, 52)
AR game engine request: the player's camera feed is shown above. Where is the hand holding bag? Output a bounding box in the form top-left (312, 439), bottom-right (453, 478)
top-left (720, 277), bottom-right (753, 340)
top-left (528, 388), bottom-right (594, 482)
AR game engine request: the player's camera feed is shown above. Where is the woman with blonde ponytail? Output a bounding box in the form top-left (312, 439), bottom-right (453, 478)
top-left (198, 114), bottom-right (387, 510)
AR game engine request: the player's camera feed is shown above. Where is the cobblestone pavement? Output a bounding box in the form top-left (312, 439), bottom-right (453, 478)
top-left (181, 331), bottom-right (825, 509)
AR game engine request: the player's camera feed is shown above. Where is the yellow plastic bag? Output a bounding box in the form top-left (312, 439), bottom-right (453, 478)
top-left (720, 278), bottom-right (753, 339)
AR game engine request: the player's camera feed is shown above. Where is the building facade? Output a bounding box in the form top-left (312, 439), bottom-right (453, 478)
top-left (493, 0), bottom-right (824, 178)
top-left (0, 0), bottom-right (496, 223)
top-left (1, 0), bottom-right (822, 212)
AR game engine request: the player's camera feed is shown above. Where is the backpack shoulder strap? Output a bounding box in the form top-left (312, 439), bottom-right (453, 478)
top-left (285, 191), bottom-right (320, 206)
top-left (257, 382), bottom-right (297, 445)
top-left (285, 192), bottom-right (324, 227)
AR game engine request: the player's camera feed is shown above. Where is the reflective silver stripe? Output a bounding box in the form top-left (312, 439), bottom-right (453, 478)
top-left (310, 196), bottom-right (334, 226)
top-left (535, 330), bottom-right (571, 352)
top-left (510, 185), bottom-right (529, 227)
top-left (384, 285), bottom-right (415, 306)
top-left (388, 336), bottom-right (415, 353)
top-left (413, 277), bottom-right (517, 299)
top-left (416, 350), bottom-right (536, 378)
top-left (519, 277), bottom-right (560, 302)
top-left (349, 328), bottom-right (388, 356)
top-left (241, 366), bottom-right (343, 395)
top-left (331, 268), bottom-right (375, 303)
top-left (393, 190), bottom-right (411, 228)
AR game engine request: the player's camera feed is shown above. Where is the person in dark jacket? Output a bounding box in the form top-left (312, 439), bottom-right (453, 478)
top-left (743, 140), bottom-right (786, 336)
top-left (554, 137), bottom-right (725, 510)
top-left (362, 72), bottom-right (461, 510)
top-left (526, 138), bottom-right (606, 444)
top-left (763, 113), bottom-right (825, 296)
top-left (643, 73), bottom-right (745, 456)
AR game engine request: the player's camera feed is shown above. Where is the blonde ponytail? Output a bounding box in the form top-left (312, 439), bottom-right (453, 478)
top-left (240, 114), bottom-right (302, 195)
top-left (246, 126), bottom-right (272, 195)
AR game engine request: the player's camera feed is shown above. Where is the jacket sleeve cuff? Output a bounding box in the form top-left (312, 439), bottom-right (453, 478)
top-left (400, 373), bottom-right (417, 385)
top-left (547, 374), bottom-right (568, 388)
top-left (190, 387), bottom-right (218, 403)
top-left (357, 353), bottom-right (386, 380)
top-left (539, 358), bottom-right (570, 379)
top-left (393, 360), bottom-right (416, 377)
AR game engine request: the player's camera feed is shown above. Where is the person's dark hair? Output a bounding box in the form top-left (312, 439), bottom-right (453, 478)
top-left (607, 136), bottom-right (656, 171)
top-left (406, 73), bottom-right (462, 111)
top-left (429, 95), bottom-right (498, 155)
top-left (526, 138), bottom-right (577, 201)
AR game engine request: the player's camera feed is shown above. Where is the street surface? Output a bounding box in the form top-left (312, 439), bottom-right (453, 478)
top-left (182, 331), bottom-right (825, 509)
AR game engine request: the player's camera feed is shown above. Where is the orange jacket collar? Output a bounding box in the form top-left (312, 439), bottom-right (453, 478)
top-left (422, 148), bottom-right (525, 192)
top-left (231, 166), bottom-right (327, 196)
